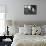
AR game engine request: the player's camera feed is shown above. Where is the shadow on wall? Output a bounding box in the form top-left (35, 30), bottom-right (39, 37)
top-left (5, 20), bottom-right (46, 27)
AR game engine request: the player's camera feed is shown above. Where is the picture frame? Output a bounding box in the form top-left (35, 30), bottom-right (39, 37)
top-left (24, 5), bottom-right (37, 15)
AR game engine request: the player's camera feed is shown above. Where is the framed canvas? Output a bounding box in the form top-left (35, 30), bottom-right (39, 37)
top-left (24, 5), bottom-right (37, 15)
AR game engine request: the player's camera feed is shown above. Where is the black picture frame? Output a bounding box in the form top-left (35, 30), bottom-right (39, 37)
top-left (24, 5), bottom-right (37, 15)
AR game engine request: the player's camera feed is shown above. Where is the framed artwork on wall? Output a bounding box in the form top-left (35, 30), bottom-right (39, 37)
top-left (24, 5), bottom-right (37, 15)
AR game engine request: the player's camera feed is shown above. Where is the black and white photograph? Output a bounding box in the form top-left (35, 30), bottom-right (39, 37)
top-left (24, 5), bottom-right (37, 15)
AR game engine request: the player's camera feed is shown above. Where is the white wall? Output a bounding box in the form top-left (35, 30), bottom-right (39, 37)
top-left (0, 0), bottom-right (46, 22)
